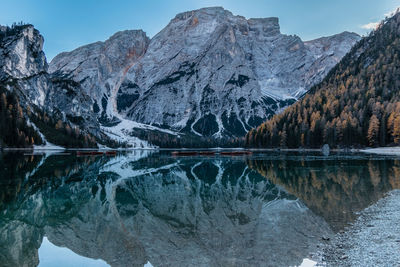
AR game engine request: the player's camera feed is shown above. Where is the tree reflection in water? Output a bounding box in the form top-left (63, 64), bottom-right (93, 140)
top-left (0, 151), bottom-right (398, 267)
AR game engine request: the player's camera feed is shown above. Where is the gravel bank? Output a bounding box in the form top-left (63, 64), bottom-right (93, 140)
top-left (315, 190), bottom-right (400, 266)
top-left (360, 147), bottom-right (400, 156)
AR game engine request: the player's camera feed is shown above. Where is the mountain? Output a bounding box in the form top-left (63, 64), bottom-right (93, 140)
top-left (0, 24), bottom-right (100, 148)
top-left (0, 7), bottom-right (360, 148)
top-left (49, 7), bottom-right (360, 142)
top-left (245, 12), bottom-right (400, 148)
top-left (49, 30), bottom-right (150, 124)
top-left (0, 24), bottom-right (48, 106)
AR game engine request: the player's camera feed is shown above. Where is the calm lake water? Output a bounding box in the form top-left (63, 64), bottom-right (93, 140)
top-left (0, 151), bottom-right (399, 267)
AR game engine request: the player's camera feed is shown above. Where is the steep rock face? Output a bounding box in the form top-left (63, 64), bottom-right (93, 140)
top-left (0, 24), bottom-right (102, 139)
top-left (120, 7), bottom-right (360, 137)
top-left (49, 30), bottom-right (150, 122)
top-left (245, 12), bottom-right (400, 148)
top-left (303, 31), bottom-right (360, 89)
top-left (47, 7), bottom-right (360, 139)
top-left (0, 25), bottom-right (49, 106)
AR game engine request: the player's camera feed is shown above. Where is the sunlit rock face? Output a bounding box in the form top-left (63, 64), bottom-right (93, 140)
top-left (49, 7), bottom-right (360, 137)
top-left (0, 8), bottom-right (360, 142)
top-left (0, 153), bottom-right (332, 267)
top-left (0, 25), bottom-right (46, 79)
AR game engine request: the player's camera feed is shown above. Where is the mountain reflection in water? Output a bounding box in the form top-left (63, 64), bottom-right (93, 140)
top-left (0, 151), bottom-right (399, 267)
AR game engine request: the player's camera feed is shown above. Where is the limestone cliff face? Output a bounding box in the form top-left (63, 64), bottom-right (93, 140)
top-left (0, 7), bottom-right (360, 143)
top-left (49, 7), bottom-right (360, 138)
top-left (49, 30), bottom-right (150, 122)
top-left (0, 24), bottom-right (49, 106)
top-left (0, 24), bottom-right (100, 135)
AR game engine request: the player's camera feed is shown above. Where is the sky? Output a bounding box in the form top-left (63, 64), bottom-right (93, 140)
top-left (1, 0), bottom-right (399, 61)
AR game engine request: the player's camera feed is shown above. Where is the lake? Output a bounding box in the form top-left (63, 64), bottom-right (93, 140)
top-left (0, 151), bottom-right (399, 267)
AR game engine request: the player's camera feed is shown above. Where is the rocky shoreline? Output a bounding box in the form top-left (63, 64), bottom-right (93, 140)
top-left (314, 190), bottom-right (400, 266)
top-left (360, 147), bottom-right (400, 156)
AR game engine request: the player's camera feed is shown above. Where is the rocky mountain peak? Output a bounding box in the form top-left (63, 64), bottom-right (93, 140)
top-left (49, 29), bottom-right (150, 122)
top-left (170, 7), bottom-right (281, 37)
top-left (50, 29), bottom-right (149, 74)
top-left (0, 24), bottom-right (49, 106)
top-left (173, 6), bottom-right (232, 21)
top-left (248, 17), bottom-right (280, 36)
top-left (45, 8), bottom-right (361, 142)
top-left (0, 24), bottom-right (47, 80)
top-left (114, 8), bottom-right (360, 138)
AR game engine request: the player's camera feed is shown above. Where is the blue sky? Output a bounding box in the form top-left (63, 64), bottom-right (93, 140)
top-left (1, 0), bottom-right (399, 61)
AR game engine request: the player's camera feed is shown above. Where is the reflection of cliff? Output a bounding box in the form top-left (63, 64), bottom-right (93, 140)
top-left (0, 153), bottom-right (331, 267)
top-left (0, 152), bottom-right (108, 267)
top-left (0, 153), bottom-right (44, 208)
top-left (248, 157), bottom-right (400, 231)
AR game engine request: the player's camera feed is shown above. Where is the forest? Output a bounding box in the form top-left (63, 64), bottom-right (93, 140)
top-left (246, 12), bottom-right (400, 148)
top-left (0, 86), bottom-right (98, 148)
top-left (0, 88), bottom-right (43, 147)
top-left (29, 106), bottom-right (98, 148)
top-left (130, 128), bottom-right (244, 148)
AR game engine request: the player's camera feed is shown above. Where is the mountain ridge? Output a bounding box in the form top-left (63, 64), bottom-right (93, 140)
top-left (49, 6), bottom-right (360, 143)
top-left (246, 12), bottom-right (400, 148)
top-left (0, 7), bottom-right (361, 147)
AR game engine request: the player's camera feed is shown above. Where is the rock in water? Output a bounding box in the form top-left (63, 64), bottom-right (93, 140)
top-left (322, 144), bottom-right (330, 156)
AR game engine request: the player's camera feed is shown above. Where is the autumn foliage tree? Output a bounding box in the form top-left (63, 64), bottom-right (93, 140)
top-left (246, 12), bottom-right (400, 148)
top-left (0, 88), bottom-right (43, 147)
top-left (368, 115), bottom-right (380, 146)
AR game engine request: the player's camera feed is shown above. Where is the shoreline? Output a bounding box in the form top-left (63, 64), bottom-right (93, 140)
top-left (360, 147), bottom-right (400, 156)
top-left (1, 146), bottom-right (399, 156)
top-left (314, 190), bottom-right (400, 266)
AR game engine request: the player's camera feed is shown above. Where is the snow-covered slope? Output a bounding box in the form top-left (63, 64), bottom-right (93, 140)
top-left (49, 7), bottom-right (360, 139)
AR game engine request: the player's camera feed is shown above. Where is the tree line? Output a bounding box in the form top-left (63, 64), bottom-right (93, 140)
top-left (131, 128), bottom-right (244, 148)
top-left (29, 106), bottom-right (98, 148)
top-left (0, 86), bottom-right (98, 148)
top-left (0, 88), bottom-right (43, 147)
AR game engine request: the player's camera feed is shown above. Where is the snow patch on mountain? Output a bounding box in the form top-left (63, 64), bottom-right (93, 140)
top-left (100, 119), bottom-right (154, 148)
top-left (26, 118), bottom-right (65, 150)
top-left (47, 7), bottom-right (361, 139)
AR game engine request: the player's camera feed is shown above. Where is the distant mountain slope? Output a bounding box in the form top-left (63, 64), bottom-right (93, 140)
top-left (49, 7), bottom-right (360, 139)
top-left (246, 13), bottom-right (400, 148)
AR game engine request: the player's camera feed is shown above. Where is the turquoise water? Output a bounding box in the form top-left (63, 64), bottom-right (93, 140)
top-left (0, 151), bottom-right (399, 267)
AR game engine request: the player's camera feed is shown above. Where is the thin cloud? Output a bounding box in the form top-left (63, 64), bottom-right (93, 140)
top-left (360, 6), bottom-right (399, 31)
top-left (384, 7), bottom-right (399, 18)
top-left (361, 22), bottom-right (379, 30)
